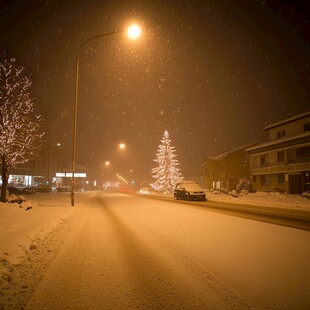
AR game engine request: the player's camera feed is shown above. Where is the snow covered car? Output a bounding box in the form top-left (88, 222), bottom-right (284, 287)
top-left (139, 187), bottom-right (150, 194)
top-left (174, 180), bottom-right (206, 201)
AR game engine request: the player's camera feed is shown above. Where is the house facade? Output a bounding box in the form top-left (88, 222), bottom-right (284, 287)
top-left (204, 144), bottom-right (256, 191)
top-left (246, 111), bottom-right (310, 194)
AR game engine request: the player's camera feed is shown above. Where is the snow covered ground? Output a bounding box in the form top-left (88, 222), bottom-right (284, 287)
top-left (206, 190), bottom-right (310, 211)
top-left (0, 191), bottom-right (309, 309)
top-left (0, 191), bottom-right (309, 265)
top-left (0, 193), bottom-right (74, 265)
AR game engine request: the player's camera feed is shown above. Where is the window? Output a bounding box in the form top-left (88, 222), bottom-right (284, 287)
top-left (276, 130), bottom-right (286, 138)
top-left (305, 171), bottom-right (310, 191)
top-left (260, 175), bottom-right (269, 185)
top-left (277, 151), bottom-right (284, 163)
top-left (295, 147), bottom-right (310, 159)
top-left (260, 155), bottom-right (268, 167)
top-left (278, 173), bottom-right (285, 184)
top-left (303, 122), bottom-right (310, 132)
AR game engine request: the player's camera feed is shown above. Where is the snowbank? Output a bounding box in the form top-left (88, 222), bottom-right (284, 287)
top-left (205, 190), bottom-right (310, 211)
top-left (0, 193), bottom-right (73, 265)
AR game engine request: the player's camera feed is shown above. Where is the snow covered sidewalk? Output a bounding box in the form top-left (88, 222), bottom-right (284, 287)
top-left (205, 190), bottom-right (310, 211)
top-left (0, 193), bottom-right (73, 265)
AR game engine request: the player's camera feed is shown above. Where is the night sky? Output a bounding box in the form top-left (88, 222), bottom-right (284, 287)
top-left (1, 0), bottom-right (309, 185)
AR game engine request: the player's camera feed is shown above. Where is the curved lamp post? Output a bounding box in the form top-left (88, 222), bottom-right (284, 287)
top-left (71, 24), bottom-right (141, 206)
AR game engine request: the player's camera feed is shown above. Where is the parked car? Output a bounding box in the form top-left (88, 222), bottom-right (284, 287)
top-left (139, 187), bottom-right (150, 194)
top-left (7, 186), bottom-right (35, 195)
top-left (56, 186), bottom-right (70, 192)
top-left (23, 186), bottom-right (36, 195)
top-left (35, 185), bottom-right (52, 193)
top-left (174, 180), bottom-right (206, 201)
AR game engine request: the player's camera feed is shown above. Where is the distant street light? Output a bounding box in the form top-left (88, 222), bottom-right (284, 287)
top-left (71, 24), bottom-right (141, 206)
top-left (119, 143), bottom-right (126, 150)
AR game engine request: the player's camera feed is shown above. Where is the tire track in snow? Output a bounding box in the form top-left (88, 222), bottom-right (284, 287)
top-left (109, 197), bottom-right (252, 308)
top-left (25, 200), bottom-right (127, 310)
top-left (97, 194), bottom-right (252, 309)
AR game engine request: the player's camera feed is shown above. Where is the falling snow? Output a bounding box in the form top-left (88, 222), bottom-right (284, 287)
top-left (0, 0), bottom-right (308, 185)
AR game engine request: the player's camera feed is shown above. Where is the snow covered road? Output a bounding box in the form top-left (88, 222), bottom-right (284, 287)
top-left (1, 192), bottom-right (310, 309)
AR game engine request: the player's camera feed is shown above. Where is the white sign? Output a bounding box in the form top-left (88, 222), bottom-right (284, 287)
top-left (56, 173), bottom-right (86, 178)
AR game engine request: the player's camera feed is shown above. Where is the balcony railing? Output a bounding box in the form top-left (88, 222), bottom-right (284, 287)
top-left (252, 157), bottom-right (310, 169)
top-left (287, 157), bottom-right (310, 165)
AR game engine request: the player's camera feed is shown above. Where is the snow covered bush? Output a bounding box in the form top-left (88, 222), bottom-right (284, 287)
top-left (236, 178), bottom-right (252, 192)
top-left (220, 188), bottom-right (229, 194)
top-left (7, 193), bottom-right (25, 203)
top-left (228, 190), bottom-right (238, 198)
top-left (240, 189), bottom-right (249, 196)
top-left (302, 192), bottom-right (310, 199)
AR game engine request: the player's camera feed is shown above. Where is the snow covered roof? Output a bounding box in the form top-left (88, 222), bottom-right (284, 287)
top-left (176, 180), bottom-right (198, 185)
top-left (245, 131), bottom-right (310, 152)
top-left (210, 142), bottom-right (259, 160)
top-left (264, 110), bottom-right (310, 131)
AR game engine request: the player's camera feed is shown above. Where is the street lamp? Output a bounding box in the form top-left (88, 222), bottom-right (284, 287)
top-left (119, 143), bottom-right (126, 150)
top-left (71, 24), bottom-right (141, 206)
top-left (127, 24), bottom-right (141, 39)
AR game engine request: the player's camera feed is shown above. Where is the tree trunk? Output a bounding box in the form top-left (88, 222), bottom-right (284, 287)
top-left (1, 155), bottom-right (9, 203)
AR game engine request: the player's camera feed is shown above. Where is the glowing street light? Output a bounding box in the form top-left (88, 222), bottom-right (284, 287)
top-left (119, 143), bottom-right (126, 150)
top-left (71, 24), bottom-right (141, 206)
top-left (127, 24), bottom-right (141, 40)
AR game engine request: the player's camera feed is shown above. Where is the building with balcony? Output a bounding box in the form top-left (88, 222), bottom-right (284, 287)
top-left (246, 111), bottom-right (310, 194)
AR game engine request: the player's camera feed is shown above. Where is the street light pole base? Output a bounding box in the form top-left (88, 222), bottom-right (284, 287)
top-left (71, 191), bottom-right (74, 206)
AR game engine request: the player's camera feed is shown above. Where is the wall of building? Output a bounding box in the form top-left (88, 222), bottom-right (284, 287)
top-left (252, 173), bottom-right (287, 193)
top-left (248, 112), bottom-right (310, 194)
top-left (268, 115), bottom-right (310, 141)
top-left (205, 146), bottom-right (252, 191)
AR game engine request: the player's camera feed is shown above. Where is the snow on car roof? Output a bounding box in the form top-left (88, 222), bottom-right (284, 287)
top-left (176, 180), bottom-right (197, 184)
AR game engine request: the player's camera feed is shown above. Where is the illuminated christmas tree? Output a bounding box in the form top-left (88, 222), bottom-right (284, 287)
top-left (150, 130), bottom-right (183, 193)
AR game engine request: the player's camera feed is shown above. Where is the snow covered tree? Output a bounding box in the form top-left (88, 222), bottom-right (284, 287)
top-left (150, 130), bottom-right (183, 194)
top-left (0, 50), bottom-right (44, 202)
